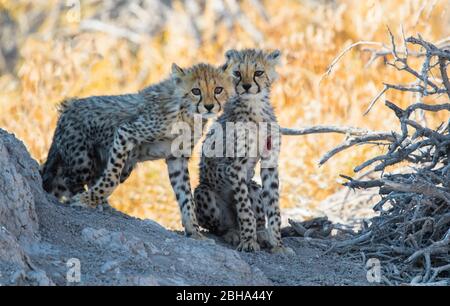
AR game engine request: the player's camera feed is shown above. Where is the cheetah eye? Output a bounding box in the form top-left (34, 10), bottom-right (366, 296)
top-left (191, 88), bottom-right (201, 96)
top-left (254, 70), bottom-right (264, 77)
top-left (214, 87), bottom-right (223, 94)
top-left (233, 71), bottom-right (241, 78)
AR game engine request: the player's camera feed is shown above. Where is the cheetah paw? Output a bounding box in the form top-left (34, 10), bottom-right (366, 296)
top-left (223, 230), bottom-right (240, 246)
top-left (236, 239), bottom-right (260, 252)
top-left (68, 193), bottom-right (96, 209)
top-left (257, 229), bottom-right (273, 249)
top-left (270, 245), bottom-right (295, 256)
top-left (97, 200), bottom-right (112, 212)
top-left (187, 231), bottom-right (215, 244)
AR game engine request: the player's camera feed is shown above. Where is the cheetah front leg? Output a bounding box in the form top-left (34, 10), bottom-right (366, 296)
top-left (228, 161), bottom-right (260, 252)
top-left (260, 165), bottom-right (294, 255)
top-left (248, 181), bottom-right (271, 248)
top-left (70, 126), bottom-right (136, 208)
top-left (166, 157), bottom-right (204, 239)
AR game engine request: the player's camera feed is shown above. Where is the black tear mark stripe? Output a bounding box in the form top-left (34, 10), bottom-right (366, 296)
top-left (195, 94), bottom-right (203, 113)
top-left (213, 96), bottom-right (222, 112)
top-left (212, 77), bottom-right (222, 112)
top-left (235, 70), bottom-right (242, 92)
top-left (253, 63), bottom-right (261, 93)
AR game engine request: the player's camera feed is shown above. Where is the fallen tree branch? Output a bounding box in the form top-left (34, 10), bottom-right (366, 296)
top-left (406, 229), bottom-right (450, 263)
top-left (383, 180), bottom-right (450, 205)
top-left (282, 217), bottom-right (332, 238)
top-left (287, 33), bottom-right (450, 285)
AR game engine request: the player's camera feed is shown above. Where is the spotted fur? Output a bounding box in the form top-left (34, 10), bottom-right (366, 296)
top-left (41, 63), bottom-right (233, 238)
top-left (194, 49), bottom-right (293, 253)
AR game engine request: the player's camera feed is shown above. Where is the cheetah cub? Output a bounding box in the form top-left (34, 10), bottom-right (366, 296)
top-left (194, 49), bottom-right (294, 254)
top-left (41, 63), bottom-right (234, 238)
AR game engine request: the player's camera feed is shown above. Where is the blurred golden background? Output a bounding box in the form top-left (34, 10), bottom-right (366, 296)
top-left (0, 0), bottom-right (449, 228)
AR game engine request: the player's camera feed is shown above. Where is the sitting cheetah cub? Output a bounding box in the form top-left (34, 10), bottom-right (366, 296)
top-left (194, 49), bottom-right (294, 254)
top-left (41, 63), bottom-right (233, 238)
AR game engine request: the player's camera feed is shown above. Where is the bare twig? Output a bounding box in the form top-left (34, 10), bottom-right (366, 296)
top-left (438, 57), bottom-right (450, 99)
top-left (280, 126), bottom-right (368, 136)
top-left (363, 85), bottom-right (388, 115)
top-left (319, 41), bottom-right (383, 82)
top-left (319, 132), bottom-right (396, 165)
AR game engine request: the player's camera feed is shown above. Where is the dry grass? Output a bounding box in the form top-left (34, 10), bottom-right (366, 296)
top-left (0, 0), bottom-right (448, 229)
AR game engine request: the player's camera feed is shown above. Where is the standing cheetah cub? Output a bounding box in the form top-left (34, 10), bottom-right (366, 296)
top-left (41, 63), bottom-right (234, 238)
top-left (194, 49), bottom-right (294, 254)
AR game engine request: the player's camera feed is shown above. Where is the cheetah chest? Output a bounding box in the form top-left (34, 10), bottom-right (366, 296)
top-left (243, 157), bottom-right (258, 181)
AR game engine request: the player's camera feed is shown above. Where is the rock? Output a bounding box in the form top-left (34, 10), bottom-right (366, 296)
top-left (0, 227), bottom-right (30, 268)
top-left (120, 275), bottom-right (160, 286)
top-left (167, 240), bottom-right (271, 285)
top-left (11, 268), bottom-right (54, 286)
top-left (0, 129), bottom-right (53, 285)
top-left (100, 260), bottom-right (121, 274)
top-left (0, 228), bottom-right (53, 285)
top-left (79, 225), bottom-right (270, 285)
top-left (81, 227), bottom-right (150, 259)
top-left (0, 129), bottom-right (41, 245)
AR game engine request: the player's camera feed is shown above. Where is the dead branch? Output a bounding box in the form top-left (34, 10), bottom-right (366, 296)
top-left (281, 126), bottom-right (399, 165)
top-left (282, 217), bottom-right (332, 238)
top-left (280, 125), bottom-right (369, 136)
top-left (438, 57), bottom-right (450, 99)
top-left (336, 34), bottom-right (450, 285)
top-left (285, 33), bottom-right (450, 285)
top-left (406, 228), bottom-right (450, 263)
top-left (383, 180), bottom-right (450, 205)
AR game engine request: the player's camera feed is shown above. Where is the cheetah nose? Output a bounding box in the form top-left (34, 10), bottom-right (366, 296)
top-left (204, 104), bottom-right (214, 111)
top-left (242, 84), bottom-right (251, 91)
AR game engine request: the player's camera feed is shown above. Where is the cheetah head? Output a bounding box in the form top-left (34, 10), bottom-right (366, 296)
top-left (222, 49), bottom-right (281, 96)
top-left (171, 63), bottom-right (234, 119)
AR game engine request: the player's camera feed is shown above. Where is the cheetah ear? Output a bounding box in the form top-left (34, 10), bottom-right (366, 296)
top-left (220, 62), bottom-right (230, 72)
top-left (171, 63), bottom-right (185, 76)
top-left (171, 63), bottom-right (185, 84)
top-left (225, 49), bottom-right (238, 61)
top-left (266, 50), bottom-right (282, 66)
